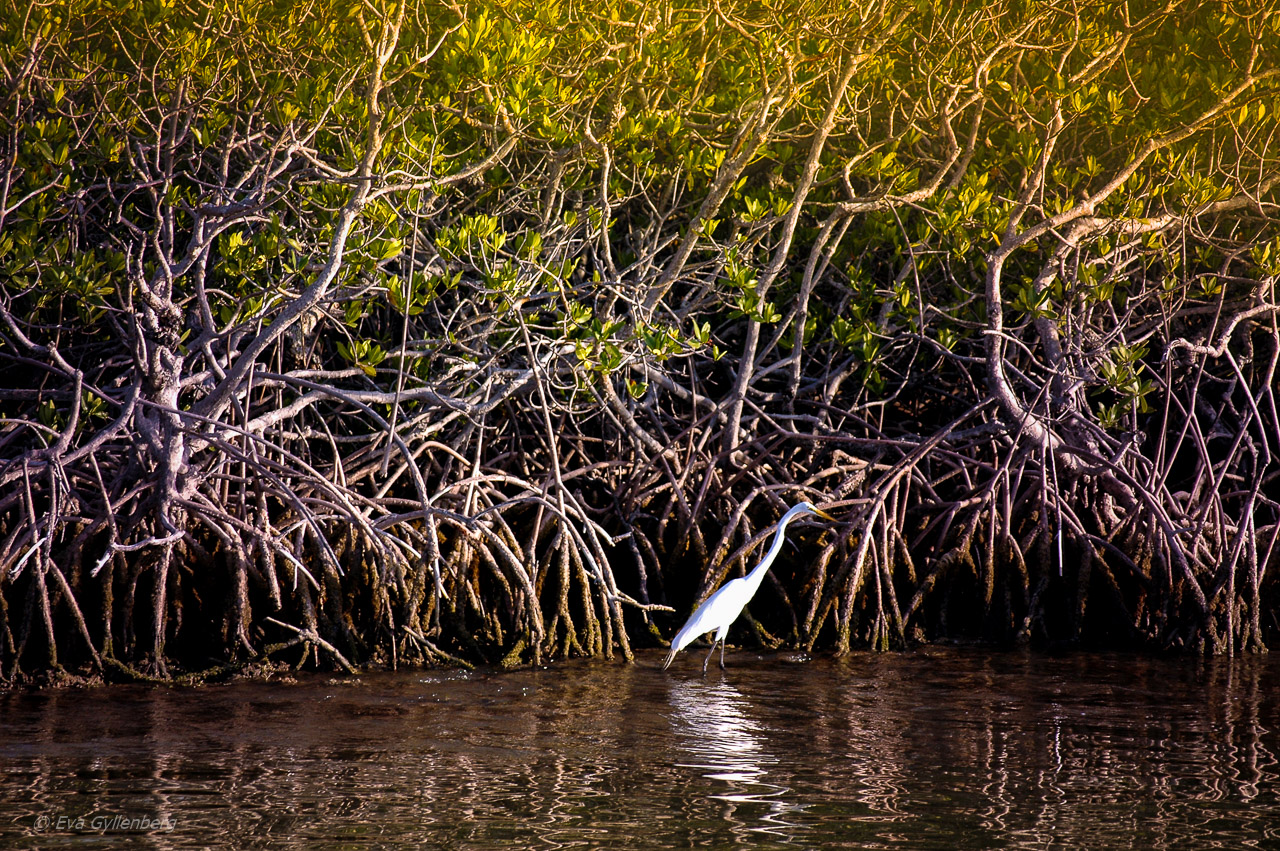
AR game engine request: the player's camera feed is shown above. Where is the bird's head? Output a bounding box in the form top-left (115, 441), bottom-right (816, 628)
top-left (795, 501), bottom-right (836, 522)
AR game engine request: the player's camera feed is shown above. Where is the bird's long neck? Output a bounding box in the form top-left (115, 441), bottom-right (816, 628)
top-left (744, 508), bottom-right (802, 592)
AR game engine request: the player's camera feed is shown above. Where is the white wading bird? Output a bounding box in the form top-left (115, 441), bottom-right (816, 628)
top-left (663, 501), bottom-right (836, 673)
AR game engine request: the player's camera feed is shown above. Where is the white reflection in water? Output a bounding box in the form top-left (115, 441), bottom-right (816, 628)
top-left (667, 677), bottom-right (805, 841)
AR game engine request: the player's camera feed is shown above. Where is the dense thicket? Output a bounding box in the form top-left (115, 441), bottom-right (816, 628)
top-left (1, 0), bottom-right (1277, 683)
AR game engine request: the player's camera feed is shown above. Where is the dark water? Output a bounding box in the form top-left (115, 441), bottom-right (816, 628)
top-left (3, 648), bottom-right (1278, 849)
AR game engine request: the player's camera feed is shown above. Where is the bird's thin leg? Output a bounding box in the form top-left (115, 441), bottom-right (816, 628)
top-left (719, 640), bottom-right (726, 670)
top-left (702, 641), bottom-right (717, 675)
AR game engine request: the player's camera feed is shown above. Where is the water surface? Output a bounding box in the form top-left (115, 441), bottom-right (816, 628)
top-left (3, 648), bottom-right (1277, 848)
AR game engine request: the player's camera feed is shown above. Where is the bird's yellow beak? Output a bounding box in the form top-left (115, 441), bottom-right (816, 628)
top-left (813, 507), bottom-right (836, 521)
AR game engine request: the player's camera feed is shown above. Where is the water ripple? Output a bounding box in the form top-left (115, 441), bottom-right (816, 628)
top-left (2, 651), bottom-right (1279, 848)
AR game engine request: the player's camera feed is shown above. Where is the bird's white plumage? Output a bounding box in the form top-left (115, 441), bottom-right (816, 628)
top-left (663, 501), bottom-right (833, 672)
